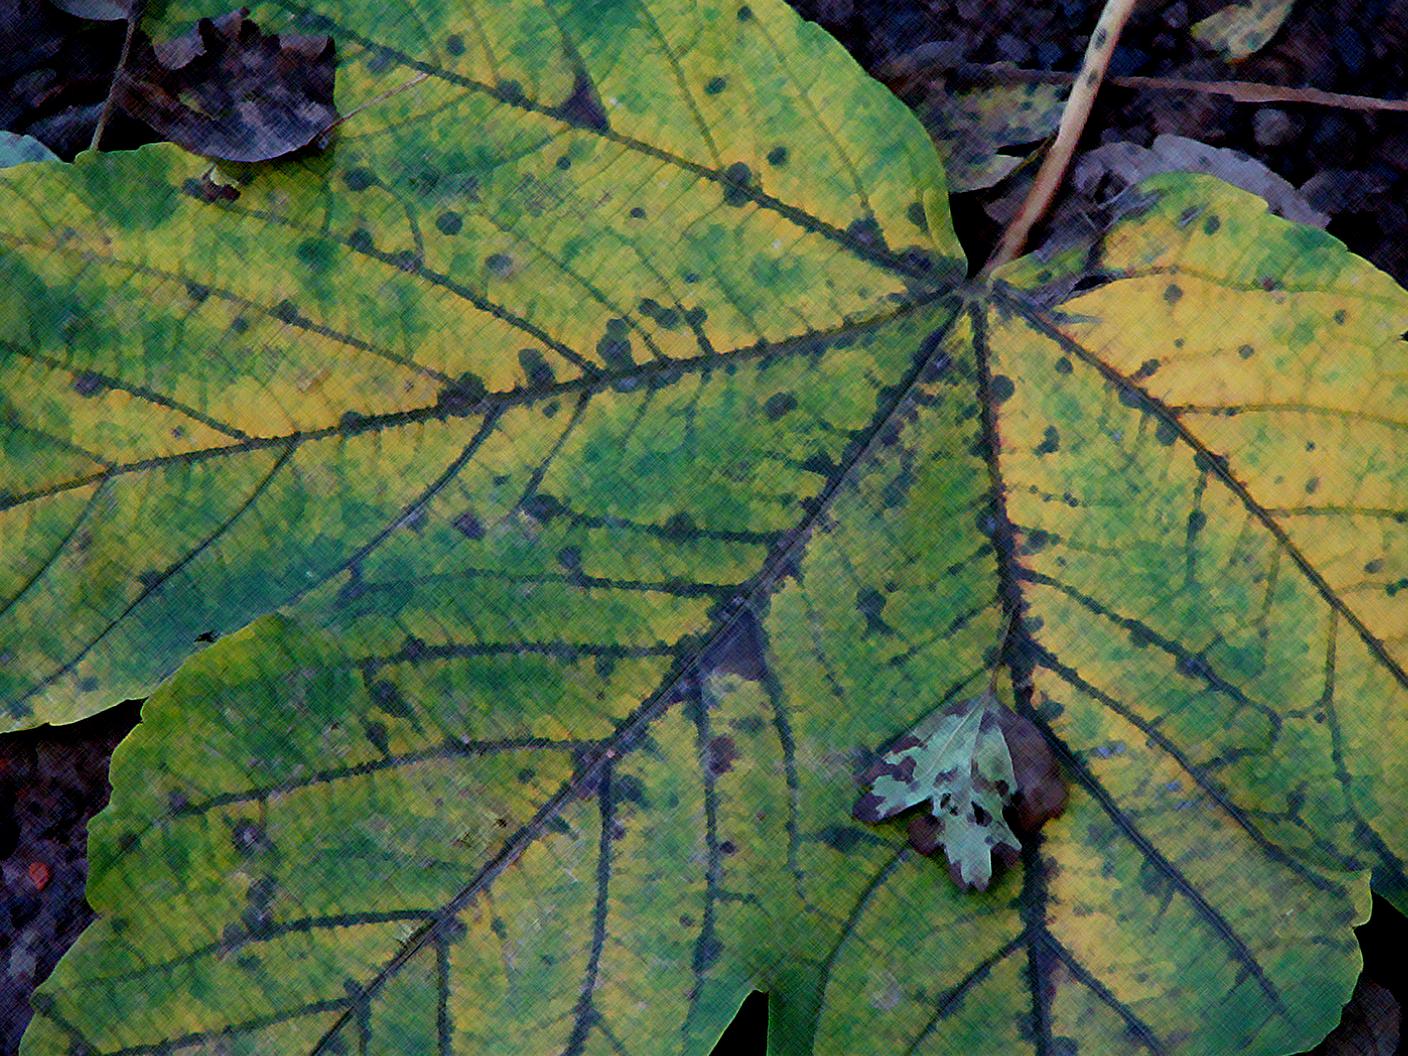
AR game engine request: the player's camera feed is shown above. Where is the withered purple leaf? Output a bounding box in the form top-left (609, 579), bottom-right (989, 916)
top-left (45, 0), bottom-right (134, 22)
top-left (114, 8), bottom-right (337, 163)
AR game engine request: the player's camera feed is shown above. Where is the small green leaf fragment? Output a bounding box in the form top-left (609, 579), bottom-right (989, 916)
top-left (854, 691), bottom-right (1020, 890)
top-left (1191, 0), bottom-right (1296, 60)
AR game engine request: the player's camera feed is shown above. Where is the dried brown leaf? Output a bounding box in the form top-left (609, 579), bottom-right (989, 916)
top-left (115, 7), bottom-right (337, 163)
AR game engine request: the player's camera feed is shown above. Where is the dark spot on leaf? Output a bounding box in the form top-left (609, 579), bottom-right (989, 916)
top-left (699, 608), bottom-right (768, 682)
top-left (597, 318), bottom-right (635, 370)
top-left (522, 492), bottom-right (563, 522)
top-left (369, 680), bottom-right (412, 718)
top-left (737, 4), bottom-right (753, 19)
top-left (554, 70), bottom-right (610, 131)
top-left (186, 281), bottom-right (210, 302)
top-left (1203, 215), bottom-right (1221, 235)
top-left (638, 297), bottom-right (681, 329)
top-left (518, 348), bottom-right (555, 387)
top-left (856, 587), bottom-right (893, 636)
top-left (557, 546), bottom-right (582, 571)
top-left (1054, 357), bottom-right (1073, 375)
top-left (722, 161), bottom-right (754, 207)
top-left (339, 410), bottom-right (368, 434)
top-left (182, 175), bottom-right (240, 202)
top-left (364, 721), bottom-right (389, 754)
top-left (1155, 418), bottom-right (1179, 446)
top-left (1035, 426), bottom-right (1060, 455)
top-left (990, 375), bottom-right (1015, 403)
top-left (445, 34), bottom-right (465, 56)
top-left (1163, 283), bottom-right (1183, 304)
top-left (230, 820), bottom-right (268, 856)
top-left (707, 735), bottom-right (739, 775)
top-left (719, 839), bottom-right (737, 855)
top-left (348, 228), bottom-right (375, 252)
top-left (435, 211), bottom-right (462, 235)
top-left (1176, 653), bottom-right (1214, 680)
top-left (1305, 476), bottom-right (1320, 494)
top-left (613, 774), bottom-right (648, 808)
top-left (1022, 529), bottom-right (1053, 553)
top-left (767, 145), bottom-right (789, 166)
top-left (816, 825), bottom-right (865, 853)
top-left (344, 167), bottom-right (375, 192)
top-left (272, 299), bottom-right (304, 325)
top-left (705, 76), bottom-right (727, 94)
top-left (72, 372), bottom-right (105, 397)
top-left (1365, 558), bottom-right (1385, 574)
top-left (437, 373), bottom-right (487, 416)
top-left (693, 934), bottom-right (723, 972)
top-left (764, 392), bottom-right (798, 420)
top-left (847, 217), bottom-right (885, 249)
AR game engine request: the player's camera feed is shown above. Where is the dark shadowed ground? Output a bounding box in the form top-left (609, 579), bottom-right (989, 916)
top-left (2, 0), bottom-right (1406, 1052)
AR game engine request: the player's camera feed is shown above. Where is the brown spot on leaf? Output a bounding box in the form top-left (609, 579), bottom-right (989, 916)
top-left (706, 735), bottom-right (739, 775)
top-left (996, 706), bottom-right (1068, 834)
top-left (907, 814), bottom-right (941, 855)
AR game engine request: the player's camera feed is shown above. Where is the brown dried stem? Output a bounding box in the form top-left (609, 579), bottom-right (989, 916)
top-left (945, 64), bottom-right (1408, 114)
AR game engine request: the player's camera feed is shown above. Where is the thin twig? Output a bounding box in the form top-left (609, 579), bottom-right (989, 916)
top-left (90, 0), bottom-right (144, 153)
top-left (984, 0), bottom-right (1141, 273)
top-left (942, 64), bottom-right (1408, 114)
top-left (330, 71), bottom-right (432, 130)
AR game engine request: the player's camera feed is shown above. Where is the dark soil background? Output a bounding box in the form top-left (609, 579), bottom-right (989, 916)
top-left (2, 0), bottom-right (1407, 1052)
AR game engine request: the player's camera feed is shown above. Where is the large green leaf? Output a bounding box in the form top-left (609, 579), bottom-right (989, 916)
top-left (5, 1), bottom-right (1408, 1054)
top-left (0, 0), bottom-right (956, 731)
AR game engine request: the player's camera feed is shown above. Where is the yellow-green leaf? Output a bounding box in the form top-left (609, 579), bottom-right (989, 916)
top-left (6, 2), bottom-right (1408, 1055)
top-left (0, 0), bottom-right (958, 732)
top-left (1192, 0), bottom-right (1297, 60)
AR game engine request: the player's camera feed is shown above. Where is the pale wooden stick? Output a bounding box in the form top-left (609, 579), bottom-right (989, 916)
top-left (984, 0), bottom-right (1141, 272)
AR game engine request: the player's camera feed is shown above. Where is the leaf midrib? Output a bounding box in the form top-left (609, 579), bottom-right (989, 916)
top-left (0, 292), bottom-right (946, 513)
top-left (968, 294), bottom-right (1294, 1055)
